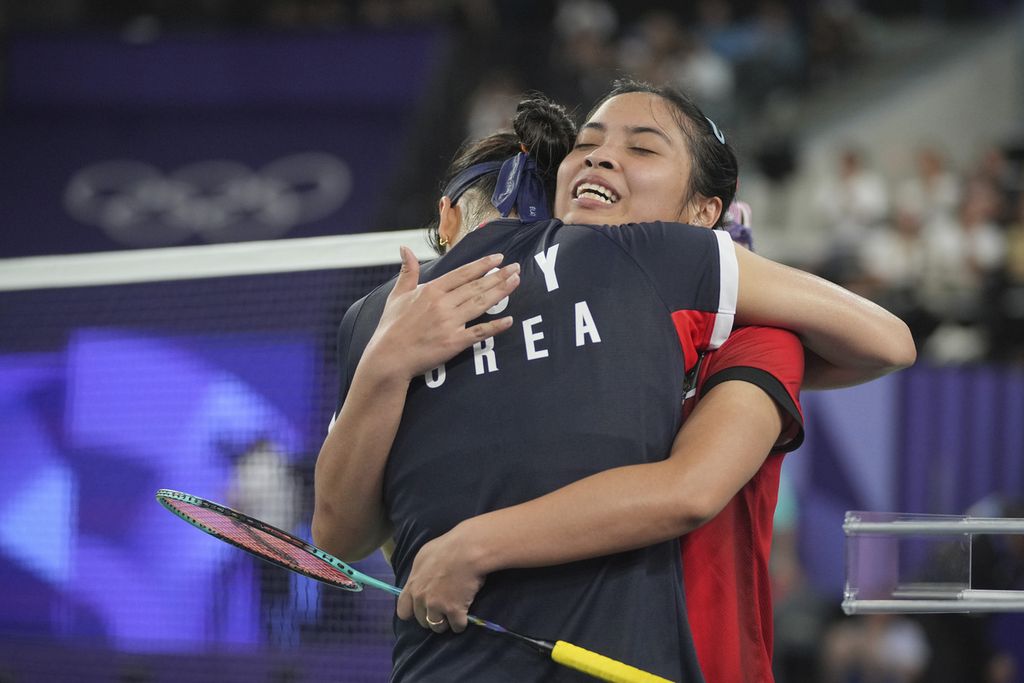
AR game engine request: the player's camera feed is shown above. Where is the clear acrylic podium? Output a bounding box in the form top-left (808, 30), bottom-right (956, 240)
top-left (843, 511), bottom-right (1024, 614)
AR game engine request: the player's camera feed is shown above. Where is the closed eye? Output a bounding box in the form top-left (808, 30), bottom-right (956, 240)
top-left (630, 147), bottom-right (655, 154)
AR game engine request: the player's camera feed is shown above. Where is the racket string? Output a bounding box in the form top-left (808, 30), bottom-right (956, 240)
top-left (168, 499), bottom-right (362, 590)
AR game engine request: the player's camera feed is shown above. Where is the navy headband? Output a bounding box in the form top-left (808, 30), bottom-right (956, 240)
top-left (442, 151), bottom-right (550, 221)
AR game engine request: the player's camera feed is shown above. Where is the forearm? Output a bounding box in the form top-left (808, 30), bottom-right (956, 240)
top-left (452, 382), bottom-right (780, 574)
top-left (802, 349), bottom-right (889, 389)
top-left (735, 248), bottom-right (916, 385)
top-left (456, 463), bottom-right (695, 574)
top-left (312, 357), bottom-right (408, 561)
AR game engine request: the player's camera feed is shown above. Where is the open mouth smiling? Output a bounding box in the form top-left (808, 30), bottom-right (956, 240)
top-left (573, 180), bottom-right (620, 205)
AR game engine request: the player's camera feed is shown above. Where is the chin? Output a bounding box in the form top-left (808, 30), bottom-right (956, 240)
top-left (564, 208), bottom-right (618, 225)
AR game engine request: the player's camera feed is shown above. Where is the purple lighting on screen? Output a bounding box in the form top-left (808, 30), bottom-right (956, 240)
top-left (0, 329), bottom-right (315, 652)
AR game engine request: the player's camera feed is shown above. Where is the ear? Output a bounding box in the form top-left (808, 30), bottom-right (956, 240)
top-left (438, 196), bottom-right (463, 248)
top-left (690, 196), bottom-right (723, 228)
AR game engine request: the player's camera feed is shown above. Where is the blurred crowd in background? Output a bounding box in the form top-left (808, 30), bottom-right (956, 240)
top-left (3, 1), bottom-right (1023, 365)
top-left (2, 2), bottom-right (1024, 682)
top-left (818, 141), bottom-right (1024, 365)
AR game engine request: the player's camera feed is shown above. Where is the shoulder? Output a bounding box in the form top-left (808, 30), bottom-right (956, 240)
top-left (339, 280), bottom-right (391, 330)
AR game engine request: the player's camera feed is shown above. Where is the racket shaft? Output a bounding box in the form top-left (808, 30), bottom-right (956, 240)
top-left (551, 641), bottom-right (675, 683)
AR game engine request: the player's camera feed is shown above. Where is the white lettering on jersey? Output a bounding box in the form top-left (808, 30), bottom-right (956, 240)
top-left (533, 244), bottom-right (560, 292)
top-left (523, 315), bottom-right (549, 360)
top-left (574, 300), bottom-right (602, 346)
top-left (484, 267), bottom-right (510, 315)
top-left (473, 336), bottom-right (498, 374)
top-left (424, 364), bottom-right (446, 388)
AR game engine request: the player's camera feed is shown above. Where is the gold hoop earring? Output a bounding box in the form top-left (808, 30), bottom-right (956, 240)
top-left (438, 235), bottom-right (449, 248)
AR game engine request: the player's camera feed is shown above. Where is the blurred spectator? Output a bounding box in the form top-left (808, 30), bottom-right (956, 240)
top-left (813, 146), bottom-right (890, 281)
top-left (996, 192), bottom-right (1024, 360)
top-left (1004, 189), bottom-right (1024, 280)
top-left (894, 145), bottom-right (962, 227)
top-left (806, 0), bottom-right (867, 85)
top-left (855, 205), bottom-right (937, 343)
top-left (463, 71), bottom-right (523, 141)
top-left (917, 178), bottom-right (1006, 361)
top-left (921, 179), bottom-right (1007, 323)
top-left (228, 438), bottom-right (302, 645)
top-left (549, 1), bottom-right (619, 110)
top-left (614, 9), bottom-right (735, 122)
top-left (697, 0), bottom-right (803, 106)
top-left (972, 144), bottom-right (1020, 224)
top-left (670, 29), bottom-right (736, 122)
top-left (821, 613), bottom-right (930, 683)
top-left (739, 0), bottom-right (805, 99)
top-left (617, 10), bottom-right (685, 84)
top-left (554, 0), bottom-right (617, 42)
top-left (695, 0), bottom-right (741, 61)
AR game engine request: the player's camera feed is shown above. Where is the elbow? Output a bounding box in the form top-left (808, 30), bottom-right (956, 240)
top-left (311, 506), bottom-right (370, 562)
top-left (657, 464), bottom-right (734, 536)
top-left (883, 320), bottom-right (918, 372)
top-left (852, 317), bottom-right (917, 377)
top-left (310, 512), bottom-right (331, 553)
top-left (897, 327), bottom-right (918, 369)
top-left (670, 490), bottom-right (723, 536)
top-left (891, 343), bottom-right (917, 372)
top-left (310, 511), bottom-right (343, 558)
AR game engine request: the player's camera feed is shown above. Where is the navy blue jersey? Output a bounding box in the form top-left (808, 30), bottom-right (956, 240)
top-left (334, 219), bottom-right (738, 682)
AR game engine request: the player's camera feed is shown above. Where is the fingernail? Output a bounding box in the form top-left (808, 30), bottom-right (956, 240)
top-left (490, 253), bottom-right (503, 263)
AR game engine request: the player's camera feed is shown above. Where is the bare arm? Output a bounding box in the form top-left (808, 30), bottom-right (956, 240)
top-left (733, 247), bottom-right (916, 388)
top-left (396, 242), bottom-right (913, 630)
top-left (311, 249), bottom-right (520, 560)
top-left (397, 378), bottom-right (783, 631)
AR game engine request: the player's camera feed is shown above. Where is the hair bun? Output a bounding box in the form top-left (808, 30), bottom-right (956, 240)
top-left (512, 94), bottom-right (577, 178)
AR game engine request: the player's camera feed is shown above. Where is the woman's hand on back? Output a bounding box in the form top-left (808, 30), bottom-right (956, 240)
top-left (365, 247), bottom-right (520, 381)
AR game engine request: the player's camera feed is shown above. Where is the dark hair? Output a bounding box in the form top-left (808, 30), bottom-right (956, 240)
top-left (427, 93), bottom-right (577, 253)
top-left (587, 79), bottom-right (738, 227)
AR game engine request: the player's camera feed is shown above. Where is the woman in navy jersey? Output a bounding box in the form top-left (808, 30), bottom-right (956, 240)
top-left (313, 87), bottom-right (915, 682)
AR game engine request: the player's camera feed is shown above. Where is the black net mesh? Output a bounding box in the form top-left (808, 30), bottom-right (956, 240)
top-left (0, 254), bottom-right (402, 682)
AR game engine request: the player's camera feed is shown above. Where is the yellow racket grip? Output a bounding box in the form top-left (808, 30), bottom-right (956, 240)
top-left (551, 641), bottom-right (675, 683)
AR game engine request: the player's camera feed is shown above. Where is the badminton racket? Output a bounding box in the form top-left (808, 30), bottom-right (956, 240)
top-left (156, 488), bottom-right (673, 683)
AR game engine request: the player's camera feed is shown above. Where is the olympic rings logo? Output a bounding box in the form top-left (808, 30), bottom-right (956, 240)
top-left (63, 152), bottom-right (352, 247)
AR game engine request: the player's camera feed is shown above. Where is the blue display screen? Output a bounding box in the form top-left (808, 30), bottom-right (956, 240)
top-left (0, 328), bottom-right (318, 651)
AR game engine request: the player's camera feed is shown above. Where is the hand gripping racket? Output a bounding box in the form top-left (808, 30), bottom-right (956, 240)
top-left (156, 489), bottom-right (674, 683)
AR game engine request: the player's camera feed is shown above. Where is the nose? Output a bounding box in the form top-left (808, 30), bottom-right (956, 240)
top-left (584, 151), bottom-right (616, 170)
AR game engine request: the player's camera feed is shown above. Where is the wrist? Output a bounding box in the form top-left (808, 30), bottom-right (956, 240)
top-left (454, 516), bottom-right (503, 576)
top-left (352, 351), bottom-right (413, 395)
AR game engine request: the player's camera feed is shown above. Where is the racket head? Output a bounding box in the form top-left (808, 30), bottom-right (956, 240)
top-left (156, 488), bottom-right (364, 592)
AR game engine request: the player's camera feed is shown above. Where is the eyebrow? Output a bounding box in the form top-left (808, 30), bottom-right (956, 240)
top-left (580, 122), bottom-right (673, 145)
